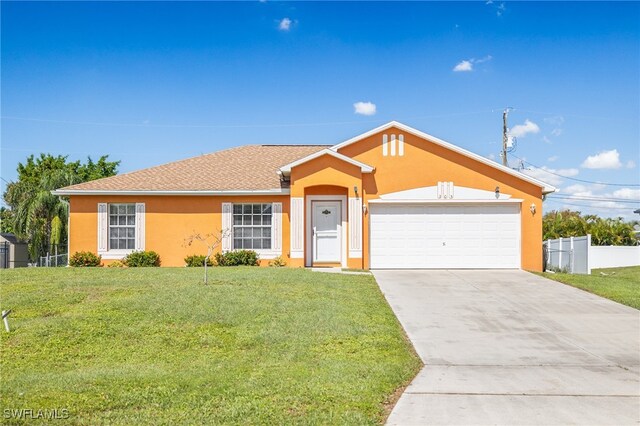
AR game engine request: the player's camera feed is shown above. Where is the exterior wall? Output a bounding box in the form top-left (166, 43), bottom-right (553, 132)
top-left (335, 126), bottom-right (544, 271)
top-left (69, 195), bottom-right (290, 267)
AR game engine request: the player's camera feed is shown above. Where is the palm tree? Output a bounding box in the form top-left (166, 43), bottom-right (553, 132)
top-left (6, 169), bottom-right (75, 260)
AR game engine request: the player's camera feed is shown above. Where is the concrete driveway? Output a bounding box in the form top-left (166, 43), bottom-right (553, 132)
top-left (374, 270), bottom-right (640, 425)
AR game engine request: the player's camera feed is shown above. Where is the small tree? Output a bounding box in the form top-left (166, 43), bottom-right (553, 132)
top-left (183, 230), bottom-right (228, 284)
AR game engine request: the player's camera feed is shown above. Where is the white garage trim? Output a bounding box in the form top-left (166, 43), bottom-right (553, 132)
top-left (369, 199), bottom-right (523, 204)
top-left (369, 203), bottom-right (522, 269)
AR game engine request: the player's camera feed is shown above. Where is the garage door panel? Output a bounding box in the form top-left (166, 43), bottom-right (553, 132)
top-left (369, 203), bottom-right (521, 269)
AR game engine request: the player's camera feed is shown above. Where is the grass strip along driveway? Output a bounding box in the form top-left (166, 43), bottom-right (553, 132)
top-left (542, 266), bottom-right (640, 310)
top-left (1, 267), bottom-right (420, 425)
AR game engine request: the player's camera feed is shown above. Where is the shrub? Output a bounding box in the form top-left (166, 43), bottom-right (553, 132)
top-left (123, 250), bottom-right (161, 267)
top-left (215, 250), bottom-right (259, 266)
top-left (268, 256), bottom-right (287, 267)
top-left (107, 260), bottom-right (126, 268)
top-left (69, 251), bottom-right (102, 267)
top-left (184, 254), bottom-right (213, 267)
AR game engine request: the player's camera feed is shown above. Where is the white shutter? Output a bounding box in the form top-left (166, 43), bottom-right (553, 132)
top-left (97, 203), bottom-right (108, 253)
top-left (222, 202), bottom-right (233, 252)
top-left (271, 202), bottom-right (282, 253)
top-left (348, 197), bottom-right (362, 258)
top-left (382, 134), bottom-right (388, 156)
top-left (290, 197), bottom-right (304, 258)
top-left (398, 134), bottom-right (404, 156)
top-left (135, 203), bottom-right (145, 251)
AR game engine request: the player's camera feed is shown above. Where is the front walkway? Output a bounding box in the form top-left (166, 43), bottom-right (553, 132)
top-left (374, 270), bottom-right (640, 425)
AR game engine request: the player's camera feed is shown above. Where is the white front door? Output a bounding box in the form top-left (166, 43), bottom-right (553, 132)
top-left (312, 201), bottom-right (341, 262)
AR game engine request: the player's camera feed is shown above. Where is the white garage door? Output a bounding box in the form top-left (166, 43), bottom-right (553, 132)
top-left (369, 204), bottom-right (521, 269)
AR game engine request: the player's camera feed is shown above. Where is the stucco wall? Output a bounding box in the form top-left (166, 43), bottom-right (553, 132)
top-left (69, 195), bottom-right (290, 267)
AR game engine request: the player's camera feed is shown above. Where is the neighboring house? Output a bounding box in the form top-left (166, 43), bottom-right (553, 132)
top-left (0, 233), bottom-right (29, 268)
top-left (53, 121), bottom-right (556, 270)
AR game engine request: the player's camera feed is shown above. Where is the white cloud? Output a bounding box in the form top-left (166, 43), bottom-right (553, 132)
top-left (612, 188), bottom-right (640, 200)
top-left (278, 18), bottom-right (292, 31)
top-left (522, 166), bottom-right (579, 187)
top-left (542, 136), bottom-right (552, 144)
top-left (486, 153), bottom-right (496, 161)
top-left (551, 128), bottom-right (563, 137)
top-left (626, 160), bottom-right (636, 169)
top-left (453, 60), bottom-right (473, 72)
top-left (453, 56), bottom-right (492, 72)
top-left (353, 101), bottom-right (376, 116)
top-left (562, 184), bottom-right (591, 196)
top-left (547, 155), bottom-right (559, 162)
top-left (509, 119), bottom-right (540, 138)
top-left (581, 149), bottom-right (622, 169)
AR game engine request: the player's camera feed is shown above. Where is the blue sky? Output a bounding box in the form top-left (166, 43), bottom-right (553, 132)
top-left (2, 1), bottom-right (639, 218)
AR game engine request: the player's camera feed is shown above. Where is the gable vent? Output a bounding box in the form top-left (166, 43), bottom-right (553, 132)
top-left (382, 134), bottom-right (404, 157)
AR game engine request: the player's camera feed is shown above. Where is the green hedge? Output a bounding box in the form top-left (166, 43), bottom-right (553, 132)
top-left (69, 251), bottom-right (102, 267)
top-left (123, 251), bottom-right (161, 267)
top-left (214, 250), bottom-right (259, 266)
top-left (184, 254), bottom-right (213, 267)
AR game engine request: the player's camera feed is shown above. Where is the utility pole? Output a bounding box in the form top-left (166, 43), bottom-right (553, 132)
top-left (501, 108), bottom-right (510, 166)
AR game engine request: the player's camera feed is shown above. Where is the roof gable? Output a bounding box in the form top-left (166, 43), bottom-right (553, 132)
top-left (278, 148), bottom-right (374, 175)
top-left (331, 121), bottom-right (556, 194)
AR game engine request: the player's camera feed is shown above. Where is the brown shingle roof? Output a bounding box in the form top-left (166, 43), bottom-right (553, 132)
top-left (59, 145), bottom-right (328, 192)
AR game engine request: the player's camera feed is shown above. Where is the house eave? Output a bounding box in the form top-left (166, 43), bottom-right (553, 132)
top-left (279, 148), bottom-right (375, 175)
top-left (51, 189), bottom-right (291, 196)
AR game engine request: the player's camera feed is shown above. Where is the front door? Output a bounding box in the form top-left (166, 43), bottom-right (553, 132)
top-left (312, 201), bottom-right (341, 263)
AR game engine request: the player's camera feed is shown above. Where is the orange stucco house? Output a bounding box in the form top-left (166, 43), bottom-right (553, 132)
top-left (54, 122), bottom-right (555, 270)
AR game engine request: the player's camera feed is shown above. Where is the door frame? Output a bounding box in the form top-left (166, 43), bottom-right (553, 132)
top-left (305, 195), bottom-right (347, 267)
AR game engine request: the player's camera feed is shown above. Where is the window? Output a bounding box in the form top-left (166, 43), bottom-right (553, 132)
top-left (109, 204), bottom-right (136, 250)
top-left (232, 203), bottom-right (272, 250)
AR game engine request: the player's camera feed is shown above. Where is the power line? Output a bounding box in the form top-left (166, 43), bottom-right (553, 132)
top-left (545, 199), bottom-right (639, 211)
top-left (548, 194), bottom-right (640, 202)
top-left (547, 196), bottom-right (639, 205)
top-left (512, 155), bottom-right (640, 187)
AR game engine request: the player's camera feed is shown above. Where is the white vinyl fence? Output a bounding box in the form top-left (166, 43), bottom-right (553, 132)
top-left (545, 234), bottom-right (640, 274)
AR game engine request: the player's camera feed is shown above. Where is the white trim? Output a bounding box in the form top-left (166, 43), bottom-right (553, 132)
top-left (135, 203), bottom-right (145, 251)
top-left (390, 134), bottom-right (396, 156)
top-left (398, 134), bottom-right (404, 156)
top-left (97, 203), bottom-right (107, 252)
top-left (272, 202), bottom-right (282, 252)
top-left (330, 121), bottom-right (556, 194)
top-left (382, 134), bottom-right (388, 157)
top-left (290, 197), bottom-right (304, 258)
top-left (305, 195), bottom-right (347, 267)
top-left (348, 197), bottom-right (363, 258)
top-left (52, 189), bottom-right (290, 196)
top-left (221, 203), bottom-right (232, 251)
top-left (279, 149), bottom-right (375, 174)
top-left (368, 198), bottom-right (524, 204)
top-left (100, 250), bottom-right (134, 260)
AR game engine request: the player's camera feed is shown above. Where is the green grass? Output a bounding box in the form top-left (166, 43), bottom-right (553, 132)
top-left (542, 265), bottom-right (640, 310)
top-left (0, 267), bottom-right (420, 425)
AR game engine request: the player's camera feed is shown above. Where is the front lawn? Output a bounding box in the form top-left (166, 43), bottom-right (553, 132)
top-left (0, 267), bottom-right (420, 425)
top-left (542, 265), bottom-right (640, 309)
